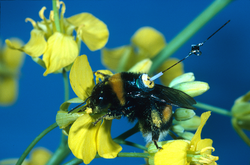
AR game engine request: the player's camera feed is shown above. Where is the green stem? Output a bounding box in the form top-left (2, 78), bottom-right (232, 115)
top-left (114, 140), bottom-right (148, 151)
top-left (46, 70), bottom-right (70, 164)
top-left (117, 48), bottom-right (131, 72)
top-left (16, 123), bottom-right (58, 165)
top-left (46, 133), bottom-right (71, 165)
top-left (62, 69), bottom-right (69, 101)
top-left (63, 153), bottom-right (149, 165)
top-left (149, 0), bottom-right (232, 74)
top-left (196, 101), bottom-right (232, 117)
top-left (52, 0), bottom-right (61, 32)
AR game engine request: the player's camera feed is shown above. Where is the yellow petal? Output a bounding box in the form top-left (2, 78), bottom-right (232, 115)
top-left (0, 77), bottom-right (17, 106)
top-left (196, 139), bottom-right (213, 154)
top-left (29, 147), bottom-right (52, 165)
top-left (2, 38), bottom-right (25, 69)
top-left (154, 140), bottom-right (189, 165)
top-left (67, 13), bottom-right (109, 51)
top-left (128, 58), bottom-right (152, 73)
top-left (131, 27), bottom-right (166, 57)
top-left (101, 46), bottom-right (133, 71)
top-left (190, 111), bottom-right (211, 148)
top-left (43, 32), bottom-right (78, 76)
top-left (97, 120), bottom-right (122, 158)
top-left (68, 114), bottom-right (101, 164)
top-left (6, 29), bottom-right (47, 57)
top-left (157, 58), bottom-right (184, 86)
top-left (69, 55), bottom-right (94, 100)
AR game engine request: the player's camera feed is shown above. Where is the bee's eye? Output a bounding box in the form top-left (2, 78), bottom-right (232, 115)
top-left (141, 74), bottom-right (154, 89)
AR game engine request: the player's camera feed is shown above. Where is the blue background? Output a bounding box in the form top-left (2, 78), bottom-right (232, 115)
top-left (1, 0), bottom-right (250, 164)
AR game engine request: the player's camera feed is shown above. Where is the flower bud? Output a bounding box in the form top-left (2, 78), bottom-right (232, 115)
top-left (174, 108), bottom-right (196, 121)
top-left (169, 72), bottom-right (195, 87)
top-left (172, 81), bottom-right (209, 97)
top-left (231, 91), bottom-right (250, 131)
top-left (176, 131), bottom-right (194, 140)
top-left (173, 115), bottom-right (201, 131)
top-left (171, 125), bottom-right (184, 134)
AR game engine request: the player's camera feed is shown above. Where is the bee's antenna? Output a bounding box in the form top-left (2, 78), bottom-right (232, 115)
top-left (150, 20), bottom-right (230, 81)
top-left (68, 97), bottom-right (90, 113)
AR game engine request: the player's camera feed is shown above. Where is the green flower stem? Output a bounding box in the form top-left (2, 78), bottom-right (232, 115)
top-left (149, 0), bottom-right (232, 74)
top-left (115, 140), bottom-right (148, 151)
top-left (63, 153), bottom-right (149, 165)
top-left (62, 69), bottom-right (69, 101)
top-left (196, 101), bottom-right (232, 117)
top-left (117, 48), bottom-right (131, 72)
top-left (16, 123), bottom-right (58, 165)
top-left (52, 0), bottom-right (61, 32)
top-left (46, 70), bottom-right (71, 164)
top-left (114, 122), bottom-right (140, 140)
top-left (117, 152), bottom-right (149, 158)
top-left (46, 133), bottom-right (71, 165)
top-left (114, 123), bottom-right (147, 151)
top-left (231, 118), bottom-right (250, 147)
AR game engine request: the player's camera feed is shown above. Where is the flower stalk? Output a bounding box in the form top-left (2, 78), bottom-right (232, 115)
top-left (196, 101), bottom-right (232, 117)
top-left (52, 0), bottom-right (61, 32)
top-left (16, 123), bottom-right (58, 165)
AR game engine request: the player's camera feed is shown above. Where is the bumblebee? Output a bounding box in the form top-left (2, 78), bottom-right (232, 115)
top-left (83, 71), bottom-right (196, 149)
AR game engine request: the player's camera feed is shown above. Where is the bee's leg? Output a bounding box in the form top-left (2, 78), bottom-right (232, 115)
top-left (92, 114), bottom-right (108, 126)
top-left (92, 108), bottom-right (122, 126)
top-left (153, 140), bottom-right (162, 150)
top-left (68, 97), bottom-right (90, 113)
top-left (152, 126), bottom-right (163, 150)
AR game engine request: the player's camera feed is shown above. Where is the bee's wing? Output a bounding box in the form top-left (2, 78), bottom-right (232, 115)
top-left (153, 84), bottom-right (196, 110)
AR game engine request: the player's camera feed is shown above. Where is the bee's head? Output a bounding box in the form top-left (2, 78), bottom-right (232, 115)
top-left (136, 74), bottom-right (154, 91)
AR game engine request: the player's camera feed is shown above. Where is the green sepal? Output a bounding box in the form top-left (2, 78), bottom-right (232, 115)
top-left (56, 110), bottom-right (84, 129)
top-left (60, 97), bottom-right (83, 112)
top-left (32, 57), bottom-right (46, 69)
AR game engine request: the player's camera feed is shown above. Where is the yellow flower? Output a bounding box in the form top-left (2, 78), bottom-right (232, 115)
top-left (0, 38), bottom-right (25, 105)
top-left (102, 27), bottom-right (183, 86)
top-left (67, 55), bottom-right (122, 164)
top-left (6, 1), bottom-right (108, 76)
top-left (148, 111), bottom-right (218, 165)
top-left (0, 147), bottom-right (51, 165)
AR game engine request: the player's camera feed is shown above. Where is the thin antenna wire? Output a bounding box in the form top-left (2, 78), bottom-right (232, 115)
top-left (150, 20), bottom-right (230, 81)
top-left (203, 20), bottom-right (230, 45)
